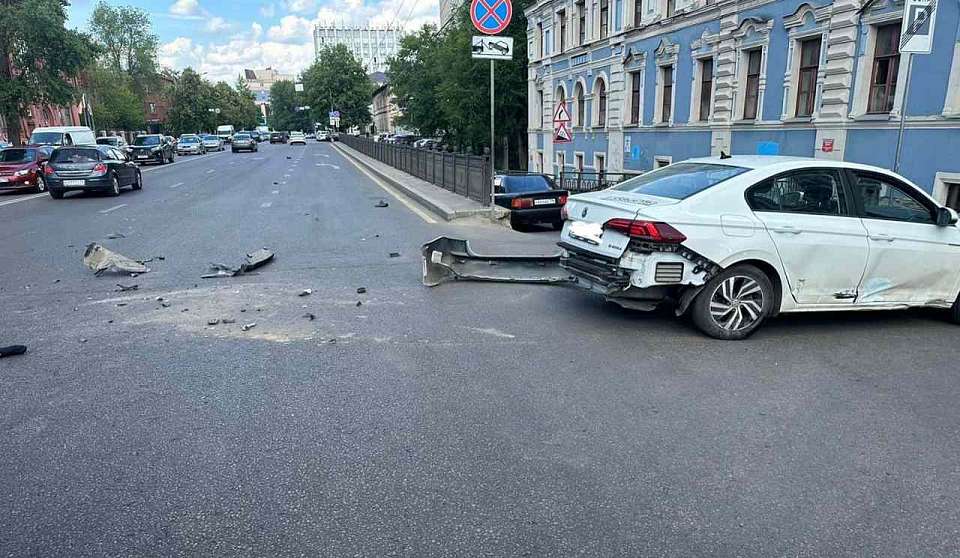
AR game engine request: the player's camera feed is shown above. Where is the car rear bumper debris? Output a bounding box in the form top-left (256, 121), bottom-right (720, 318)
top-left (421, 236), bottom-right (574, 287)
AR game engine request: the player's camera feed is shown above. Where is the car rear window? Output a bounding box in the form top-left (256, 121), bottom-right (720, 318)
top-left (96, 138), bottom-right (119, 146)
top-left (235, 134), bottom-right (251, 140)
top-left (611, 162), bottom-right (750, 199)
top-left (0, 149), bottom-right (36, 163)
top-left (499, 175), bottom-right (554, 193)
top-left (51, 148), bottom-right (100, 163)
top-left (29, 131), bottom-right (64, 145)
top-left (134, 136), bottom-right (161, 146)
top-left (181, 137), bottom-right (199, 143)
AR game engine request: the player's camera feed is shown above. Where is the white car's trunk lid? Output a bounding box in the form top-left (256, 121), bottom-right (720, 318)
top-left (561, 191), bottom-right (680, 258)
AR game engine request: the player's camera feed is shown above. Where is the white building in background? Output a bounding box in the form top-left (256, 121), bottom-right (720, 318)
top-left (313, 25), bottom-right (404, 74)
top-left (242, 68), bottom-right (295, 122)
top-left (439, 0), bottom-right (465, 29)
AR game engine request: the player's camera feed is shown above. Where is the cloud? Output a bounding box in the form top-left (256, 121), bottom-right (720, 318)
top-left (205, 16), bottom-right (231, 32)
top-left (312, 0), bottom-right (438, 30)
top-left (285, 0), bottom-right (316, 13)
top-left (252, 22), bottom-right (264, 38)
top-left (259, 3), bottom-right (276, 17)
top-left (267, 15), bottom-right (314, 44)
top-left (169, 0), bottom-right (201, 17)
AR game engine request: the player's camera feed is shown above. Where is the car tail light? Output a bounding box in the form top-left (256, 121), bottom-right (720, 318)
top-left (602, 218), bottom-right (686, 243)
top-left (511, 198), bottom-right (534, 209)
top-left (92, 163), bottom-right (108, 176)
top-left (557, 194), bottom-right (568, 205)
top-left (43, 164), bottom-right (55, 176)
top-left (560, 205), bottom-right (569, 220)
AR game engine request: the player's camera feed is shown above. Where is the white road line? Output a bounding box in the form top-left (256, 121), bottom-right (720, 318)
top-left (260, 202), bottom-right (272, 208)
top-left (337, 152), bottom-right (438, 224)
top-left (206, 169), bottom-right (215, 174)
top-left (0, 193), bottom-right (47, 207)
top-left (316, 163), bottom-right (340, 169)
top-left (99, 204), bottom-right (127, 214)
top-left (170, 182), bottom-right (184, 189)
top-left (140, 150), bottom-right (227, 173)
top-left (271, 190), bottom-right (279, 194)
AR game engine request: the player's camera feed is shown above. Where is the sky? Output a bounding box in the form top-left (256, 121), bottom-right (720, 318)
top-left (66, 0), bottom-right (439, 85)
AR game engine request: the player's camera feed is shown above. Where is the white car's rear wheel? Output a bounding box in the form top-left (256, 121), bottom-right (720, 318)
top-left (691, 265), bottom-right (773, 340)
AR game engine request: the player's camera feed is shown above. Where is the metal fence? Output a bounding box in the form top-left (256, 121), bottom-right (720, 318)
top-left (557, 171), bottom-right (641, 194)
top-left (341, 135), bottom-right (491, 205)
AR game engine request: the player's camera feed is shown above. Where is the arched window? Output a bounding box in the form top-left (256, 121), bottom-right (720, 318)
top-left (574, 82), bottom-right (585, 127)
top-left (594, 78), bottom-right (607, 127)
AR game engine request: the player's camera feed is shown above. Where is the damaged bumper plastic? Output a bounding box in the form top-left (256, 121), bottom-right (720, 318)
top-left (421, 236), bottom-right (574, 287)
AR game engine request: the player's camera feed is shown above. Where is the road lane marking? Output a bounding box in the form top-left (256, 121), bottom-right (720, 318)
top-left (170, 182), bottom-right (183, 189)
top-left (316, 163), bottom-right (340, 169)
top-left (140, 150), bottom-right (227, 173)
top-left (99, 204), bottom-right (127, 214)
top-left (0, 193), bottom-right (47, 207)
top-left (336, 150), bottom-right (437, 224)
top-left (260, 202), bottom-right (272, 208)
top-left (206, 169), bottom-right (215, 174)
top-left (272, 190), bottom-right (279, 194)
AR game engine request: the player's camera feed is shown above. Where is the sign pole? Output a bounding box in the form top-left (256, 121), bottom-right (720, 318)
top-left (490, 59), bottom-right (496, 212)
top-left (893, 53), bottom-right (913, 173)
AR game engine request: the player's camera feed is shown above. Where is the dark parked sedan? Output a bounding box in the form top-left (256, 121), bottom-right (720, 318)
top-left (231, 133), bottom-right (258, 153)
top-left (45, 145), bottom-right (142, 199)
top-left (0, 146), bottom-right (53, 194)
top-left (269, 132), bottom-right (287, 144)
top-left (494, 174), bottom-right (568, 231)
top-left (129, 134), bottom-right (175, 165)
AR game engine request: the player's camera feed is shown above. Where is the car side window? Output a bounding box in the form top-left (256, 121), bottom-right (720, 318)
top-left (746, 169), bottom-right (847, 216)
top-left (854, 172), bottom-right (934, 224)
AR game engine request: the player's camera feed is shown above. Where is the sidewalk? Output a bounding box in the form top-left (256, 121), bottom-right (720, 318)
top-left (334, 142), bottom-right (505, 222)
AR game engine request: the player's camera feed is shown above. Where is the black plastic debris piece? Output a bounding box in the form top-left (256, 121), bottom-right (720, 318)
top-left (375, 200), bottom-right (389, 208)
top-left (202, 248), bottom-right (275, 278)
top-left (116, 283), bottom-right (139, 292)
top-left (0, 345), bottom-right (27, 358)
top-left (389, 252), bottom-right (400, 258)
top-left (222, 318), bottom-right (236, 324)
top-left (106, 232), bottom-right (126, 239)
top-left (303, 313), bottom-right (316, 321)
top-left (356, 301), bottom-right (362, 307)
top-left (116, 302), bottom-right (128, 307)
top-left (356, 287), bottom-right (367, 294)
top-left (207, 319), bottom-right (220, 326)
top-left (160, 302), bottom-right (171, 308)
top-left (298, 289), bottom-right (312, 297)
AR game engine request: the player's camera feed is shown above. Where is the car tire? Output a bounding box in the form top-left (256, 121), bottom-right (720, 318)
top-left (49, 190), bottom-right (64, 199)
top-left (35, 176), bottom-right (46, 193)
top-left (509, 214), bottom-right (529, 232)
top-left (108, 175), bottom-right (121, 196)
top-left (690, 264), bottom-right (774, 340)
top-left (132, 171), bottom-right (143, 190)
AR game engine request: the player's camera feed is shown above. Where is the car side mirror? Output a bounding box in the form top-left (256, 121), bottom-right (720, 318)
top-left (936, 206), bottom-right (959, 226)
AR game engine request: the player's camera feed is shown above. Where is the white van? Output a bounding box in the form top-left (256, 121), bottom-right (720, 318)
top-left (29, 126), bottom-right (96, 147)
top-left (216, 125), bottom-right (235, 144)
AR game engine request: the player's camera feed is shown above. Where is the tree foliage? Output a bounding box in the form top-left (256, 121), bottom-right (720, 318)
top-left (0, 0), bottom-right (97, 145)
top-left (268, 80), bottom-right (310, 132)
top-left (165, 68), bottom-right (262, 134)
top-left (88, 1), bottom-right (159, 95)
top-left (387, 2), bottom-right (530, 167)
top-left (89, 66), bottom-right (144, 131)
top-left (302, 45), bottom-right (373, 131)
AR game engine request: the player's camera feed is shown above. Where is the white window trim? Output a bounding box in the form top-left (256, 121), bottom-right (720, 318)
top-left (537, 149), bottom-right (544, 172)
top-left (594, 152), bottom-right (607, 173)
top-left (591, 73), bottom-right (609, 128)
top-left (933, 172), bottom-right (960, 206)
top-left (574, 151), bottom-right (586, 171)
top-left (689, 56), bottom-right (715, 124)
top-left (943, 42), bottom-right (960, 116)
top-left (654, 64), bottom-right (676, 125)
top-left (782, 31), bottom-right (827, 120)
top-left (730, 19), bottom-right (772, 123)
top-left (624, 67), bottom-right (645, 126)
top-left (573, 78), bottom-right (588, 128)
top-left (850, 16), bottom-right (909, 119)
top-left (555, 8), bottom-right (567, 53)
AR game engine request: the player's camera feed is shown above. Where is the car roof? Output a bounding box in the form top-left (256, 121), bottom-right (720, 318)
top-left (32, 126), bottom-right (92, 132)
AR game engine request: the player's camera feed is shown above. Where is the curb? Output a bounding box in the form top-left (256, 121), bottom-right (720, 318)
top-left (333, 143), bottom-right (491, 222)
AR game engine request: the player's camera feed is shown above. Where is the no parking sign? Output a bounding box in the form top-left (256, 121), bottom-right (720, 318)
top-left (471, 0), bottom-right (512, 35)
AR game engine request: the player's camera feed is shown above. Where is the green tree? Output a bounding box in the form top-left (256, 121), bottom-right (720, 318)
top-left (389, 27), bottom-right (445, 137)
top-left (88, 1), bottom-right (159, 94)
top-left (89, 66), bottom-right (144, 131)
top-left (233, 77), bottom-right (260, 129)
top-left (302, 45), bottom-right (373, 131)
top-left (0, 0), bottom-right (97, 146)
top-left (268, 80), bottom-right (309, 132)
top-left (165, 68), bottom-right (217, 135)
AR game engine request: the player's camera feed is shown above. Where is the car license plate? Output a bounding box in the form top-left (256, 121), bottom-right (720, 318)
top-left (137, 155), bottom-right (148, 159)
top-left (534, 198), bottom-right (555, 206)
top-left (64, 179), bottom-right (85, 187)
top-left (569, 220), bottom-right (603, 245)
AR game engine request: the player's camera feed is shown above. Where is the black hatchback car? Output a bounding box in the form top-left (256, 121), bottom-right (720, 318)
top-left (45, 145), bottom-right (142, 199)
top-left (129, 134), bottom-right (175, 165)
top-left (493, 174), bottom-right (569, 231)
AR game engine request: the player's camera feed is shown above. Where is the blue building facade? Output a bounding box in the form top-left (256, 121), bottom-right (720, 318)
top-left (526, 0), bottom-right (960, 205)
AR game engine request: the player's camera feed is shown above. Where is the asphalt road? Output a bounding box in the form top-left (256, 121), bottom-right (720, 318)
top-left (2, 141), bottom-right (959, 557)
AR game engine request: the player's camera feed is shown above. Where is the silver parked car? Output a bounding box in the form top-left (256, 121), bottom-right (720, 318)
top-left (201, 134), bottom-right (223, 152)
top-left (176, 135), bottom-right (206, 155)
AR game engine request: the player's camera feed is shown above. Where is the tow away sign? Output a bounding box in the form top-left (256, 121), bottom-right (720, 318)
top-left (472, 36), bottom-right (513, 60)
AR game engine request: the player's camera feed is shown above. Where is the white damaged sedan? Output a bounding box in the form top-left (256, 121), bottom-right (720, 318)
top-left (559, 156), bottom-right (960, 339)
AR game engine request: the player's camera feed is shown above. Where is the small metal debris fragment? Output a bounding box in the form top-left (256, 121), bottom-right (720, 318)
top-left (202, 248), bottom-right (275, 279)
top-left (181, 308), bottom-right (189, 312)
top-left (0, 345), bottom-right (27, 358)
top-left (106, 232), bottom-right (126, 239)
top-left (222, 318), bottom-right (236, 324)
top-left (389, 252), bottom-right (400, 258)
top-left (116, 283), bottom-right (139, 292)
top-left (107, 320), bottom-right (113, 324)
top-left (79, 339), bottom-right (87, 343)
top-left (356, 287), bottom-right (367, 294)
top-left (375, 200), bottom-right (389, 208)
top-left (116, 302), bottom-right (128, 307)
top-left (207, 318), bottom-right (220, 326)
top-left (53, 279), bottom-right (60, 284)
top-left (156, 296), bottom-right (164, 301)
top-left (160, 302), bottom-right (171, 308)
top-left (241, 322), bottom-right (256, 331)
top-left (157, 256), bottom-right (165, 261)
top-left (356, 301), bottom-right (362, 307)
top-left (298, 289), bottom-right (312, 297)
top-left (328, 338), bottom-right (337, 344)
top-left (83, 243), bottom-right (150, 275)
top-left (303, 313), bottom-right (316, 321)
top-left (240, 308), bottom-right (247, 312)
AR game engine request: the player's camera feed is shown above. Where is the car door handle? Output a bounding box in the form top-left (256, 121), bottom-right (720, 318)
top-left (770, 225), bottom-right (802, 234)
top-left (869, 233), bottom-right (895, 242)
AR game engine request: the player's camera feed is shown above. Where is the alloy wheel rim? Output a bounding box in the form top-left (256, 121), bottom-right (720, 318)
top-left (709, 275), bottom-right (764, 331)
top-left (112, 177), bottom-right (119, 195)
top-left (37, 177), bottom-right (45, 192)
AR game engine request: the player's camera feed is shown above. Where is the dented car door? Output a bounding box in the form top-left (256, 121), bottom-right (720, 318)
top-left (851, 171), bottom-right (960, 304)
top-left (746, 169), bottom-right (869, 305)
